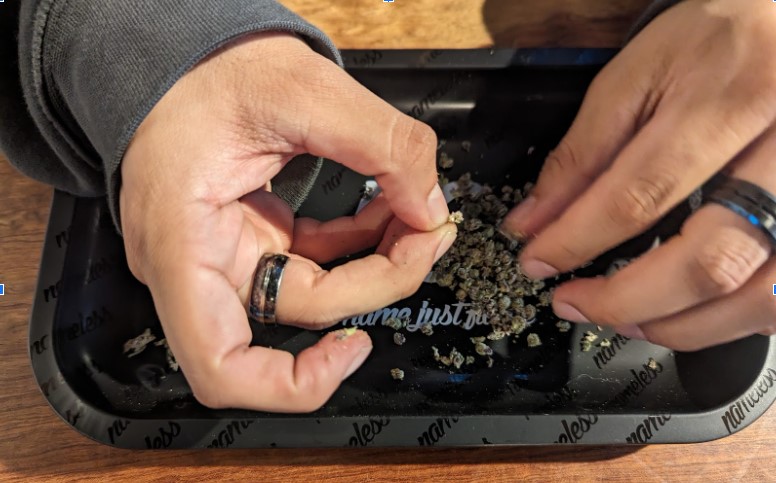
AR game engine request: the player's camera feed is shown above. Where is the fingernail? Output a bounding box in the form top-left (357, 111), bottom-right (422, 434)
top-left (500, 195), bottom-right (536, 238)
top-left (343, 346), bottom-right (372, 380)
top-left (427, 184), bottom-right (450, 227)
top-left (553, 302), bottom-right (590, 323)
top-left (521, 258), bottom-right (559, 280)
top-left (434, 231), bottom-right (457, 263)
top-left (616, 325), bottom-right (646, 341)
top-left (497, 226), bottom-right (525, 243)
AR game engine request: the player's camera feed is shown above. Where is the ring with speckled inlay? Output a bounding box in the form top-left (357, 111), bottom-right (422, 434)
top-left (248, 253), bottom-right (289, 324)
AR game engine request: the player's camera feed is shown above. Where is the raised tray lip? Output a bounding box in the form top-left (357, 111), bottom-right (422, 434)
top-left (28, 48), bottom-right (776, 448)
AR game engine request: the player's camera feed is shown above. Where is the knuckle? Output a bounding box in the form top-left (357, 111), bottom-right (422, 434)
top-left (292, 304), bottom-right (337, 332)
top-left (406, 258), bottom-right (437, 296)
top-left (595, 306), bottom-right (630, 328)
top-left (607, 172), bottom-right (677, 228)
top-left (406, 276), bottom-right (426, 299)
top-left (760, 323), bottom-right (776, 337)
top-left (395, 274), bottom-right (425, 301)
top-left (587, 69), bottom-right (613, 100)
top-left (746, 56), bottom-right (776, 99)
top-left (534, 233), bottom-right (588, 269)
top-left (295, 395), bottom-right (326, 413)
top-left (659, 338), bottom-right (702, 353)
top-left (640, 328), bottom-right (698, 352)
top-left (278, 371), bottom-right (326, 412)
top-left (290, 54), bottom-right (344, 96)
top-left (542, 139), bottom-right (595, 183)
top-left (306, 318), bottom-right (337, 331)
top-left (388, 115), bottom-right (436, 174)
top-left (553, 238), bottom-right (587, 266)
top-left (122, 237), bottom-right (145, 283)
top-left (190, 379), bottom-right (229, 409)
top-left (692, 229), bottom-right (765, 296)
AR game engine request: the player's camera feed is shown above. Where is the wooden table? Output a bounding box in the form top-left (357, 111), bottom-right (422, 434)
top-left (2, 1), bottom-right (775, 481)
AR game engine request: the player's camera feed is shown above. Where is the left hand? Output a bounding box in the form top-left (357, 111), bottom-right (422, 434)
top-left (500, 0), bottom-right (776, 351)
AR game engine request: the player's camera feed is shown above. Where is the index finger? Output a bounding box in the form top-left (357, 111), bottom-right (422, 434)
top-left (278, 54), bottom-right (449, 232)
top-left (520, 98), bottom-right (773, 279)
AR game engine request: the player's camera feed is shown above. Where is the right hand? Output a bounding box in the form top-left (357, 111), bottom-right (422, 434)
top-left (119, 32), bottom-right (456, 412)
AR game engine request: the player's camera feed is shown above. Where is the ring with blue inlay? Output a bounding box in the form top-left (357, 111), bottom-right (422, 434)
top-left (706, 176), bottom-right (776, 249)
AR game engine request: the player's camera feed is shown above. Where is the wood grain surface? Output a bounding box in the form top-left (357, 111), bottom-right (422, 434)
top-left (281, 0), bottom-right (652, 48)
top-left (2, 1), bottom-right (776, 481)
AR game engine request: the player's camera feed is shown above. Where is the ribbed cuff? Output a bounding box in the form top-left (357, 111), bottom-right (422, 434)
top-left (20, 0), bottom-right (341, 230)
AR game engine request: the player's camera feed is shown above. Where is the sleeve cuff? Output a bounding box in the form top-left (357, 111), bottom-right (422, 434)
top-left (20, 0), bottom-right (341, 230)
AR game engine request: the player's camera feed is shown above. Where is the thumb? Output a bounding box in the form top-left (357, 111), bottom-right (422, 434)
top-left (283, 56), bottom-right (449, 232)
top-left (499, 52), bottom-right (654, 240)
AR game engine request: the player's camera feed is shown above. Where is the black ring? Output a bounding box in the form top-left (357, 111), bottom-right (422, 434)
top-left (249, 253), bottom-right (289, 324)
top-left (705, 176), bottom-right (776, 249)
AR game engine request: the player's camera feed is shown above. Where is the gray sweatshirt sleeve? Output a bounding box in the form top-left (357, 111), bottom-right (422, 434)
top-left (0, 0), bottom-right (681, 231)
top-left (1, 0), bottom-right (341, 229)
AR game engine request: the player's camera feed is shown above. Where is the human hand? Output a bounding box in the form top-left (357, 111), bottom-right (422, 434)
top-left (500, 0), bottom-right (776, 351)
top-left (119, 32), bottom-right (456, 411)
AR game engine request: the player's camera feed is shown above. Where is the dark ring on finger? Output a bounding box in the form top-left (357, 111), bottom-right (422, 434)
top-left (705, 176), bottom-right (776, 249)
top-left (249, 253), bottom-right (289, 324)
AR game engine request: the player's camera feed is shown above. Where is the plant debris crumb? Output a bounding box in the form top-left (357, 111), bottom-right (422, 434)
top-left (583, 331), bottom-right (598, 343)
top-left (448, 211), bottom-right (464, 224)
top-left (390, 368), bottom-right (405, 381)
top-left (487, 330), bottom-right (506, 341)
top-left (393, 332), bottom-right (407, 346)
top-left (461, 140), bottom-right (472, 152)
top-left (451, 350), bottom-right (465, 369)
top-left (526, 333), bottom-right (542, 347)
top-left (648, 358), bottom-right (659, 370)
top-left (154, 338), bottom-right (179, 372)
top-left (599, 338), bottom-right (612, 348)
top-left (124, 329), bottom-right (178, 372)
top-left (556, 321), bottom-right (572, 333)
top-left (474, 341), bottom-right (493, 357)
top-left (435, 347), bottom-right (465, 369)
top-left (439, 152), bottom-right (455, 169)
top-left (124, 328), bottom-right (156, 358)
top-left (580, 330), bottom-right (599, 352)
top-left (383, 317), bottom-right (405, 331)
top-left (538, 289), bottom-right (554, 307)
top-left (420, 323), bottom-right (434, 336)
